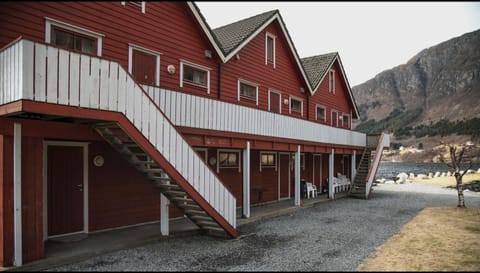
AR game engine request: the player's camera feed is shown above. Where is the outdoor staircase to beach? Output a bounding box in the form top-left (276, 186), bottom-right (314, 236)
top-left (349, 133), bottom-right (389, 199)
top-left (349, 148), bottom-right (372, 199)
top-left (94, 123), bottom-right (228, 236)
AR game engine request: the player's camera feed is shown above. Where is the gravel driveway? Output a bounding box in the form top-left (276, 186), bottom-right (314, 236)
top-left (47, 183), bottom-right (480, 271)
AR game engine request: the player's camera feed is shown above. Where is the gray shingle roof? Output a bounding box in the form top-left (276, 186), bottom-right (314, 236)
top-left (301, 53), bottom-right (338, 89)
top-left (212, 10), bottom-right (278, 55)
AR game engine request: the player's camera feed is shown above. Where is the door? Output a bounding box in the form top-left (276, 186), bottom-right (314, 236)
top-left (278, 153), bottom-right (290, 199)
top-left (313, 155), bottom-right (322, 192)
top-left (269, 91), bottom-right (281, 114)
top-left (132, 49), bottom-right (157, 85)
top-left (47, 145), bottom-right (84, 237)
top-left (331, 111), bottom-right (338, 127)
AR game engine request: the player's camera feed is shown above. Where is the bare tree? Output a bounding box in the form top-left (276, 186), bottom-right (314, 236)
top-left (439, 143), bottom-right (480, 208)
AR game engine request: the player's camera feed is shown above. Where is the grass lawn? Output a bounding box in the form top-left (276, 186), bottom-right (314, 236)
top-left (358, 173), bottom-right (480, 271)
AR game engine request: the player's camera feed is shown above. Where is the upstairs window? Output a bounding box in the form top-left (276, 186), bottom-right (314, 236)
top-left (329, 69), bottom-right (335, 93)
top-left (289, 96), bottom-right (303, 116)
top-left (238, 79), bottom-right (258, 104)
top-left (52, 27), bottom-right (96, 55)
top-left (316, 105), bottom-right (326, 121)
top-left (45, 17), bottom-right (104, 56)
top-left (265, 32), bottom-right (276, 68)
top-left (180, 60), bottom-right (211, 93)
top-left (121, 1), bottom-right (146, 14)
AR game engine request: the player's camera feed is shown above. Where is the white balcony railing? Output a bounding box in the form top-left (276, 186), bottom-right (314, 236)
top-left (143, 86), bottom-right (367, 148)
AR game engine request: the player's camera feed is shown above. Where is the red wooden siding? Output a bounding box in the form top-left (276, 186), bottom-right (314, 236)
top-left (309, 61), bottom-right (355, 129)
top-left (219, 22), bottom-right (309, 119)
top-left (0, 2), bottom-right (219, 97)
top-left (250, 151), bottom-right (278, 204)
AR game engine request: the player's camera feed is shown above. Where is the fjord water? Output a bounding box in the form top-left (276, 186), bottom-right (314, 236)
top-left (376, 162), bottom-right (480, 180)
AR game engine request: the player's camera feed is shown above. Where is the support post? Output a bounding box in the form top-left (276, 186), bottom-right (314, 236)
top-left (13, 123), bottom-right (22, 266)
top-left (351, 151), bottom-right (356, 183)
top-left (294, 145), bottom-right (301, 206)
top-left (242, 141), bottom-right (250, 218)
top-left (329, 149), bottom-right (334, 199)
top-left (160, 192), bottom-right (170, 236)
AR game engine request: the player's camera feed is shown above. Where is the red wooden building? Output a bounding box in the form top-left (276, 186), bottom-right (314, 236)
top-left (0, 1), bottom-right (389, 267)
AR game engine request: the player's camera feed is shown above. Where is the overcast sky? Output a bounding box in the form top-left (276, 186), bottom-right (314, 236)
top-left (196, 1), bottom-right (480, 86)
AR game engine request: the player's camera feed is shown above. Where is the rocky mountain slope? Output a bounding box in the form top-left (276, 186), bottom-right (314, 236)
top-left (352, 29), bottom-right (480, 131)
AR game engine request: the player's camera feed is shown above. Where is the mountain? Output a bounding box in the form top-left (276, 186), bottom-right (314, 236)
top-left (352, 29), bottom-right (480, 136)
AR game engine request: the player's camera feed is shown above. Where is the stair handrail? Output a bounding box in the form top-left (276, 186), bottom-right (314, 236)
top-left (365, 132), bottom-right (389, 199)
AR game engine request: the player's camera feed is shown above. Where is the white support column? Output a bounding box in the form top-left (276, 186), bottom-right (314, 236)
top-left (294, 145), bottom-right (301, 206)
top-left (329, 149), bottom-right (334, 199)
top-left (13, 123), bottom-right (22, 267)
top-left (351, 151), bottom-right (356, 182)
top-left (160, 192), bottom-right (170, 236)
top-left (242, 141), bottom-right (250, 218)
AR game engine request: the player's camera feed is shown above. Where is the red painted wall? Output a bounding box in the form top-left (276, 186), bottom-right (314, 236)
top-left (219, 22), bottom-right (309, 119)
top-left (0, 2), bottom-right (219, 98)
top-left (309, 61), bottom-right (355, 129)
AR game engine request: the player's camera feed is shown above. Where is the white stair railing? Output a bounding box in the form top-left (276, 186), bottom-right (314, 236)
top-left (0, 39), bottom-right (236, 229)
top-left (365, 133), bottom-right (390, 198)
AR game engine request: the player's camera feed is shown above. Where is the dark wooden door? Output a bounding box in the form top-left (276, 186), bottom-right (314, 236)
top-left (132, 49), bottom-right (156, 85)
top-left (332, 111), bottom-right (338, 127)
top-left (314, 155), bottom-right (322, 191)
top-left (269, 92), bottom-right (281, 114)
top-left (47, 146), bottom-right (84, 236)
top-left (279, 154), bottom-right (290, 198)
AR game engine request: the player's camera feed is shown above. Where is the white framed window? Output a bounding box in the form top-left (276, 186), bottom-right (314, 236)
top-left (329, 69), bottom-right (335, 93)
top-left (342, 113), bottom-right (350, 128)
top-left (315, 104), bottom-right (326, 121)
top-left (128, 44), bottom-right (161, 86)
top-left (180, 60), bottom-right (211, 93)
top-left (121, 1), bottom-right (146, 14)
top-left (260, 152), bottom-right (277, 171)
top-left (237, 79), bottom-right (259, 105)
top-left (265, 32), bottom-right (276, 68)
top-left (289, 96), bottom-right (303, 116)
top-left (268, 89), bottom-right (282, 114)
top-left (45, 17), bottom-right (104, 56)
top-left (217, 149), bottom-right (241, 173)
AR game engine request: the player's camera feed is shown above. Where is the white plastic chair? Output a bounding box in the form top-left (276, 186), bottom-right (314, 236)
top-left (306, 182), bottom-right (317, 199)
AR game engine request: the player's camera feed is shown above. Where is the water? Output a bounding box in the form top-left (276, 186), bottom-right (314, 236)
top-left (376, 162), bottom-right (480, 180)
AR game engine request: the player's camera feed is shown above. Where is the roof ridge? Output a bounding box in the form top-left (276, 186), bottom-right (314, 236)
top-left (213, 9), bottom-right (278, 32)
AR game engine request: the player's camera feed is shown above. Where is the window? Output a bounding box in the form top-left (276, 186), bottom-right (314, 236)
top-left (128, 44), bottom-right (161, 86)
top-left (238, 79), bottom-right (258, 104)
top-left (331, 110), bottom-right (339, 127)
top-left (260, 152), bottom-right (277, 170)
top-left (45, 17), bottom-right (104, 56)
top-left (342, 114), bottom-right (350, 128)
top-left (316, 105), bottom-right (326, 121)
top-left (265, 32), bottom-right (276, 67)
top-left (217, 150), bottom-right (241, 172)
top-left (180, 60), bottom-right (211, 93)
top-left (289, 96), bottom-right (303, 115)
top-left (194, 147), bottom-right (208, 162)
top-left (329, 69), bottom-right (335, 93)
top-left (121, 1), bottom-right (146, 13)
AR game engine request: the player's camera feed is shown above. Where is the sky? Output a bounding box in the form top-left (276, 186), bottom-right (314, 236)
top-left (196, 1), bottom-right (480, 87)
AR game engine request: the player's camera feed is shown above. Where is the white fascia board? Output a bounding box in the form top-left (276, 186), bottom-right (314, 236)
top-left (187, 2), bottom-right (227, 62)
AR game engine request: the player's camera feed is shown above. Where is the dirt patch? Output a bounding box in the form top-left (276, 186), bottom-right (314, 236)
top-left (411, 173), bottom-right (480, 192)
top-left (357, 207), bottom-right (480, 271)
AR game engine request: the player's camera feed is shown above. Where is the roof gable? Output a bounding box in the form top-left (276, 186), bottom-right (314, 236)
top-left (301, 53), bottom-right (360, 118)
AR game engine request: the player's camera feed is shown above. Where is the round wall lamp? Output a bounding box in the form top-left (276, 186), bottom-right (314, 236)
top-left (93, 155), bottom-right (105, 167)
top-left (167, 64), bottom-right (176, 75)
